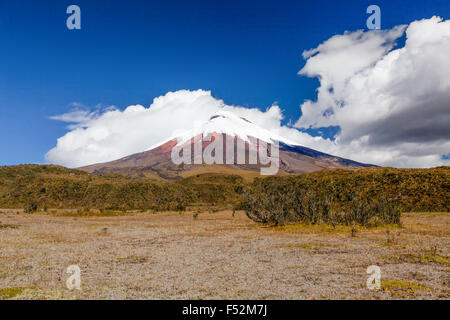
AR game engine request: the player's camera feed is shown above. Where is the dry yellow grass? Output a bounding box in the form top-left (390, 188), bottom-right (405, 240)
top-left (0, 209), bottom-right (448, 300)
top-left (180, 165), bottom-right (263, 181)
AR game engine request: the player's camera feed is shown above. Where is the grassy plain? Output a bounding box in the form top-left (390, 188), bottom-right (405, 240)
top-left (0, 209), bottom-right (448, 299)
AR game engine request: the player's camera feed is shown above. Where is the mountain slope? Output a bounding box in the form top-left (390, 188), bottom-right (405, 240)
top-left (79, 111), bottom-right (373, 179)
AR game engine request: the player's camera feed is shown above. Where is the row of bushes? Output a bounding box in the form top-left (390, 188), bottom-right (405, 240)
top-left (1, 165), bottom-right (448, 226)
top-left (0, 165), bottom-right (242, 211)
top-left (241, 179), bottom-right (401, 226)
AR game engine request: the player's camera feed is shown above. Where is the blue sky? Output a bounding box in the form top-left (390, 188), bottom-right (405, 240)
top-left (0, 0), bottom-right (449, 165)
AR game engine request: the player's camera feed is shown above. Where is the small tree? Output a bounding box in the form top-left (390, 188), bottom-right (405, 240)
top-left (24, 202), bottom-right (38, 213)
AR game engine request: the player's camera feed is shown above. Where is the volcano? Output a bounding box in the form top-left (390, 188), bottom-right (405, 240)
top-left (79, 111), bottom-right (373, 179)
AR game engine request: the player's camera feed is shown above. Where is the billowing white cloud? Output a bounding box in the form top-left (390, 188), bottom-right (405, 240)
top-left (47, 90), bottom-right (326, 167)
top-left (47, 90), bottom-right (219, 167)
top-left (47, 17), bottom-right (450, 169)
top-left (295, 16), bottom-right (450, 168)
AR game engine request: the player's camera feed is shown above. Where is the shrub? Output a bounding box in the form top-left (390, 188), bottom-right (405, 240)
top-left (24, 202), bottom-right (38, 213)
top-left (242, 180), bottom-right (402, 227)
top-left (346, 196), bottom-right (374, 226)
top-left (375, 195), bottom-right (402, 225)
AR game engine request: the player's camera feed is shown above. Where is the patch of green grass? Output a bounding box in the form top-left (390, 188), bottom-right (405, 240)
top-left (395, 253), bottom-right (450, 266)
top-left (381, 280), bottom-right (430, 292)
top-left (268, 223), bottom-right (349, 234)
top-left (415, 254), bottom-right (450, 265)
top-left (0, 287), bottom-right (35, 299)
top-left (268, 222), bottom-right (399, 235)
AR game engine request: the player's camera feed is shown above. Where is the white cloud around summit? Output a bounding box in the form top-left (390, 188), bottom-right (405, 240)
top-left (46, 89), bottom-right (329, 168)
top-left (295, 16), bottom-right (450, 168)
top-left (46, 17), bottom-right (450, 168)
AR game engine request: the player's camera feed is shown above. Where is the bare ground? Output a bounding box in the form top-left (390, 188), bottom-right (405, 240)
top-left (0, 209), bottom-right (448, 300)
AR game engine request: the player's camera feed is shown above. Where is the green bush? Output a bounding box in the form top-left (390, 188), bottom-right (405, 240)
top-left (242, 181), bottom-right (402, 226)
top-left (0, 165), bottom-right (447, 216)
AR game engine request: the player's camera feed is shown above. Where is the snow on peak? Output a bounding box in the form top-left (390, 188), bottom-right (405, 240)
top-left (147, 110), bottom-right (298, 150)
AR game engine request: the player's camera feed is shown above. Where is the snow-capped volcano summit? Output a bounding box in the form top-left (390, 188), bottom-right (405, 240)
top-left (79, 111), bottom-right (373, 179)
top-left (146, 110), bottom-right (297, 151)
top-left (174, 110), bottom-right (297, 146)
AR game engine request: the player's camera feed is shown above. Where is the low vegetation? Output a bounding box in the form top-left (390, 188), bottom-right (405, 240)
top-left (0, 165), bottom-right (448, 226)
top-left (380, 280), bottom-right (431, 293)
top-left (241, 180), bottom-right (401, 226)
top-left (0, 287), bottom-right (35, 299)
top-left (0, 211), bottom-right (447, 299)
top-left (241, 166), bottom-right (448, 226)
top-left (0, 165), bottom-right (242, 212)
